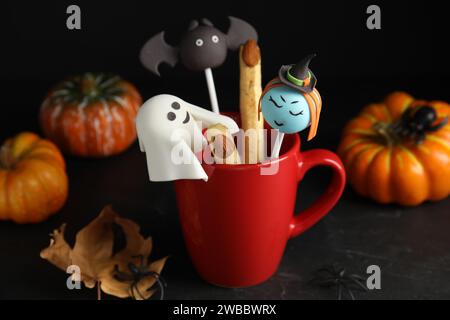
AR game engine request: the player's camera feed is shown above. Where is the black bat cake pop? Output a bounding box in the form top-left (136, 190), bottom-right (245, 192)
top-left (140, 17), bottom-right (258, 113)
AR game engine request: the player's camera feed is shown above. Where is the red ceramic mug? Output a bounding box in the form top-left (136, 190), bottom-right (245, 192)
top-left (174, 116), bottom-right (346, 288)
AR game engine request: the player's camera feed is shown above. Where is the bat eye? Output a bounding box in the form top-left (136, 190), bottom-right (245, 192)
top-left (211, 35), bottom-right (219, 43)
top-left (195, 38), bottom-right (204, 47)
top-left (167, 112), bottom-right (176, 121)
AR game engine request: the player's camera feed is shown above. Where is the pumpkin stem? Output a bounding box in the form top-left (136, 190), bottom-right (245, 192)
top-left (0, 145), bottom-right (14, 170)
top-left (81, 74), bottom-right (98, 97)
top-left (372, 122), bottom-right (401, 147)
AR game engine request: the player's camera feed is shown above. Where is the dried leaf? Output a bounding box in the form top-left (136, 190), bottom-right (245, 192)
top-left (111, 215), bottom-right (153, 271)
top-left (71, 206), bottom-right (122, 288)
top-left (40, 223), bottom-right (71, 270)
top-left (40, 205), bottom-right (167, 300)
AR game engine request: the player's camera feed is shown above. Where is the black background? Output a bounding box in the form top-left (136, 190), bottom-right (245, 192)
top-left (2, 0), bottom-right (450, 81)
top-left (1, 0), bottom-right (450, 300)
top-left (2, 0), bottom-right (449, 136)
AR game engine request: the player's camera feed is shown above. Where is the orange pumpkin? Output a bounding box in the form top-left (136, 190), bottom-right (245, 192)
top-left (40, 73), bottom-right (142, 157)
top-left (337, 92), bottom-right (450, 206)
top-left (0, 132), bottom-right (68, 223)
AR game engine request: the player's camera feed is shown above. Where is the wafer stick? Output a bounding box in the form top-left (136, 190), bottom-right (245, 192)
top-left (239, 40), bottom-right (264, 164)
top-left (205, 124), bottom-right (241, 164)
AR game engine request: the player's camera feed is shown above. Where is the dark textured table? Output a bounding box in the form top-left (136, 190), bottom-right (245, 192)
top-left (1, 77), bottom-right (449, 300)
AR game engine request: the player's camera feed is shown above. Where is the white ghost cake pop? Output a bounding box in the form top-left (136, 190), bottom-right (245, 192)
top-left (136, 94), bottom-right (239, 182)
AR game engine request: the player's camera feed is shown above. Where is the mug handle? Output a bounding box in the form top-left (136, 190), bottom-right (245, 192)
top-left (289, 149), bottom-right (346, 238)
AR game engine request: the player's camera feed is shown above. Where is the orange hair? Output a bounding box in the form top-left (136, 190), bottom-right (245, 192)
top-left (258, 78), bottom-right (322, 141)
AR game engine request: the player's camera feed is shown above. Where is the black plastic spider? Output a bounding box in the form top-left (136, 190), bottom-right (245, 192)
top-left (114, 255), bottom-right (166, 300)
top-left (391, 105), bottom-right (448, 144)
top-left (310, 265), bottom-right (368, 300)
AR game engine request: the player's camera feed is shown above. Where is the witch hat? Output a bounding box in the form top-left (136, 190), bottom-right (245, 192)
top-left (278, 54), bottom-right (317, 93)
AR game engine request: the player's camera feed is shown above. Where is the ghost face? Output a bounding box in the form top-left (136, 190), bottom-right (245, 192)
top-left (148, 95), bottom-right (194, 131)
top-left (137, 95), bottom-right (204, 153)
top-left (261, 86), bottom-right (311, 134)
top-left (179, 26), bottom-right (228, 71)
top-left (164, 98), bottom-right (200, 147)
top-left (164, 99), bottom-right (192, 128)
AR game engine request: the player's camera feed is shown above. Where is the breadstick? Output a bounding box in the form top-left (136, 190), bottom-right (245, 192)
top-left (239, 40), bottom-right (264, 164)
top-left (205, 124), bottom-right (241, 165)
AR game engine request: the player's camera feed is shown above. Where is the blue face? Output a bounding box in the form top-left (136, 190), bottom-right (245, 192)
top-left (261, 86), bottom-right (311, 134)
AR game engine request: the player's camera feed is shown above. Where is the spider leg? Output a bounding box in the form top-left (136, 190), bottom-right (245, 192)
top-left (406, 129), bottom-right (419, 143)
top-left (154, 274), bottom-right (166, 300)
top-left (312, 278), bottom-right (338, 288)
top-left (128, 271), bottom-right (166, 300)
top-left (347, 275), bottom-right (369, 292)
top-left (310, 267), bottom-right (335, 285)
top-left (129, 282), bottom-right (146, 300)
top-left (159, 283), bottom-right (165, 300)
top-left (415, 131), bottom-right (425, 144)
top-left (337, 283), bottom-right (343, 300)
top-left (394, 107), bottom-right (413, 133)
top-left (133, 282), bottom-right (146, 300)
top-left (315, 266), bottom-right (335, 275)
top-left (348, 273), bottom-right (366, 281)
top-left (153, 272), bottom-right (166, 300)
top-left (145, 271), bottom-right (166, 300)
top-left (342, 282), bottom-right (356, 300)
top-left (428, 116), bottom-right (449, 131)
top-left (402, 107), bottom-right (413, 121)
top-left (311, 273), bottom-right (334, 284)
top-left (129, 283), bottom-right (137, 300)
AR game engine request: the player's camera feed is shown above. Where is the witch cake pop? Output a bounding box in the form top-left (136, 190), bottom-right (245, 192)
top-left (260, 54), bottom-right (322, 158)
top-left (140, 17), bottom-right (258, 113)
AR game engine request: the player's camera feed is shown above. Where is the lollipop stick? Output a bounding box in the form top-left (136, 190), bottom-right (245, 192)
top-left (204, 68), bottom-right (219, 113)
top-left (271, 131), bottom-right (285, 159)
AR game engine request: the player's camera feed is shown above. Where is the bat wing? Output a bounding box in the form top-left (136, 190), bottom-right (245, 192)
top-left (140, 31), bottom-right (179, 76)
top-left (226, 16), bottom-right (258, 51)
